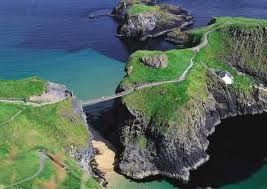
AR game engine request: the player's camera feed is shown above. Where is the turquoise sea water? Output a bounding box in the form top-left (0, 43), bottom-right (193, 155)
top-left (1, 0), bottom-right (267, 188)
top-left (0, 47), bottom-right (124, 100)
top-left (0, 13), bottom-right (124, 100)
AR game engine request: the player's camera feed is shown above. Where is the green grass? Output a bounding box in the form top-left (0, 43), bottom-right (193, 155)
top-left (0, 103), bottom-right (21, 124)
top-left (195, 30), bottom-right (255, 93)
top-left (0, 77), bottom-right (47, 100)
top-left (122, 49), bottom-right (193, 88)
top-left (0, 98), bottom-right (102, 189)
top-left (123, 82), bottom-right (189, 124)
top-left (191, 16), bottom-right (267, 37)
top-left (136, 135), bottom-right (148, 150)
top-left (0, 99), bottom-right (88, 151)
top-left (122, 17), bottom-right (267, 126)
top-left (121, 49), bottom-right (193, 124)
top-left (127, 4), bottom-right (160, 16)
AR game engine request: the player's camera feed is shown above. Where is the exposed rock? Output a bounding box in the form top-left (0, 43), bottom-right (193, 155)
top-left (68, 97), bottom-right (95, 175)
top-left (113, 0), bottom-right (193, 41)
top-left (120, 12), bottom-right (160, 40)
top-left (127, 65), bottom-right (133, 75)
top-left (67, 96), bottom-right (109, 187)
top-left (222, 26), bottom-right (267, 84)
top-left (165, 28), bottom-right (201, 48)
top-left (141, 53), bottom-right (168, 68)
top-left (29, 82), bottom-right (71, 103)
top-left (113, 71), bottom-right (267, 182)
top-left (108, 21), bottom-right (267, 182)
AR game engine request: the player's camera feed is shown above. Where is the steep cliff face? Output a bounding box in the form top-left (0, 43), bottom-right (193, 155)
top-left (113, 0), bottom-right (193, 41)
top-left (222, 26), bottom-right (267, 83)
top-left (115, 72), bottom-right (267, 181)
top-left (68, 98), bottom-right (95, 175)
top-left (112, 18), bottom-right (267, 182)
top-left (120, 12), bottom-right (160, 39)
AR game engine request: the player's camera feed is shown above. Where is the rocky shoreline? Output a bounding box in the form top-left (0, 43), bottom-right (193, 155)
top-left (111, 70), bottom-right (267, 182)
top-left (85, 1), bottom-right (267, 187)
top-left (93, 17), bottom-right (267, 184)
top-left (112, 0), bottom-right (193, 41)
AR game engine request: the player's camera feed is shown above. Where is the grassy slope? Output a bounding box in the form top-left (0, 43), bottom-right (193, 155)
top-left (122, 49), bottom-right (193, 87)
top-left (0, 77), bottom-right (47, 100)
top-left (122, 17), bottom-right (267, 125)
top-left (0, 79), bottom-right (101, 189)
top-left (127, 4), bottom-right (160, 16)
top-left (122, 49), bottom-right (192, 124)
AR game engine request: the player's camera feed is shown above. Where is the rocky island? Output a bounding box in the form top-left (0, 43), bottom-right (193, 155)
top-left (112, 0), bottom-right (193, 41)
top-left (0, 78), bottom-right (101, 188)
top-left (101, 17), bottom-right (267, 182)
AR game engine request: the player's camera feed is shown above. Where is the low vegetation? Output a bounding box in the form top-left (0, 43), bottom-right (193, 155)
top-left (122, 49), bottom-right (193, 88)
top-left (127, 4), bottom-right (160, 16)
top-left (0, 79), bottom-right (101, 189)
top-left (0, 77), bottom-right (47, 100)
top-left (137, 135), bottom-right (148, 150)
top-left (122, 17), bottom-right (267, 125)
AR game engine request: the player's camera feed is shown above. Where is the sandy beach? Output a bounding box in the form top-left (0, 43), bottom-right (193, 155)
top-left (91, 127), bottom-right (126, 188)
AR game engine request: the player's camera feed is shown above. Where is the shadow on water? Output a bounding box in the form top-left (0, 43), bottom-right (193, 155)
top-left (84, 100), bottom-right (267, 189)
top-left (131, 113), bottom-right (267, 189)
top-left (183, 113), bottom-right (267, 188)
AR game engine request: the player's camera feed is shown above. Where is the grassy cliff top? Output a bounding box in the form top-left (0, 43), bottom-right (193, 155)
top-left (0, 77), bottom-right (47, 100)
top-left (191, 17), bottom-right (267, 36)
top-left (122, 49), bottom-right (193, 88)
top-left (127, 4), bottom-right (160, 16)
top-left (0, 79), bottom-right (101, 188)
top-left (122, 17), bottom-right (267, 126)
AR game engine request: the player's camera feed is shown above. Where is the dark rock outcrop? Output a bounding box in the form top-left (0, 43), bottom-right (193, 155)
top-left (222, 26), bottom-right (267, 84)
top-left (109, 23), bottom-right (267, 182)
top-left (113, 1), bottom-right (193, 41)
top-left (68, 97), bottom-right (110, 187)
top-left (68, 97), bottom-right (95, 175)
top-left (141, 53), bottom-right (168, 68)
top-left (165, 28), bottom-right (201, 48)
top-left (113, 71), bottom-right (267, 182)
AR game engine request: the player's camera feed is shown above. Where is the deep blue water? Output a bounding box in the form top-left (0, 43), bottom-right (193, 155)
top-left (0, 0), bottom-right (267, 188)
top-left (0, 0), bottom-right (126, 100)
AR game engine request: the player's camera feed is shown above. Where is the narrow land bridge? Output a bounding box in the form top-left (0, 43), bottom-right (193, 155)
top-left (82, 30), bottom-right (211, 106)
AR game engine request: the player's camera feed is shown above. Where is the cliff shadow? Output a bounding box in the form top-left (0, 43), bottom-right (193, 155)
top-left (183, 113), bottom-right (267, 188)
top-left (84, 102), bottom-right (267, 188)
top-left (83, 99), bottom-right (120, 148)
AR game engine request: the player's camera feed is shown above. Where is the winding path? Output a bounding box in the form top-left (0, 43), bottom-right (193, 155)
top-left (0, 96), bottom-right (68, 107)
top-left (3, 152), bottom-right (46, 189)
top-left (82, 30), bottom-right (212, 106)
top-left (0, 110), bottom-right (23, 127)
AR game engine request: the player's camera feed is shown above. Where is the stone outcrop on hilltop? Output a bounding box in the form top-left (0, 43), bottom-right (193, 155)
top-left (141, 53), bottom-right (168, 68)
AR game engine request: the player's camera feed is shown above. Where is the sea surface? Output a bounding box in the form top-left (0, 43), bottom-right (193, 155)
top-left (0, 0), bottom-right (267, 188)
